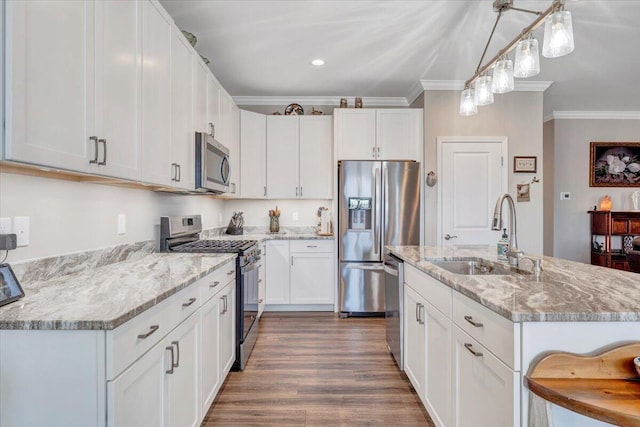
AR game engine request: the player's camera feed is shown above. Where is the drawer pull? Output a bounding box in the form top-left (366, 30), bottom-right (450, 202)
top-left (166, 346), bottom-right (175, 374)
top-left (172, 340), bottom-right (180, 368)
top-left (227, 270), bottom-right (235, 276)
top-left (464, 343), bottom-right (483, 357)
top-left (210, 281), bottom-right (220, 288)
top-left (306, 245), bottom-right (317, 248)
top-left (182, 297), bottom-right (197, 307)
top-left (464, 315), bottom-right (484, 328)
top-left (418, 304), bottom-right (425, 325)
top-left (258, 298), bottom-right (263, 303)
top-left (258, 279), bottom-right (263, 283)
top-left (138, 325), bottom-right (159, 339)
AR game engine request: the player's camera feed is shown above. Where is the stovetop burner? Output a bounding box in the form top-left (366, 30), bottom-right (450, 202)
top-left (172, 239), bottom-right (257, 254)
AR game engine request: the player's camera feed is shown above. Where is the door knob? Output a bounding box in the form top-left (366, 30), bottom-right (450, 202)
top-left (444, 234), bottom-right (458, 240)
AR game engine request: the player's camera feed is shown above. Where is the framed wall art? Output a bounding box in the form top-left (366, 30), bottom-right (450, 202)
top-left (514, 156), bottom-right (537, 173)
top-left (590, 142), bottom-right (640, 187)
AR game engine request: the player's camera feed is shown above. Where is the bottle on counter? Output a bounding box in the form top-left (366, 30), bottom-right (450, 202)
top-left (497, 228), bottom-right (509, 261)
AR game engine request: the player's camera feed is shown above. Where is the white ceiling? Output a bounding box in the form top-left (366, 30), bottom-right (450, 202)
top-left (160, 0), bottom-right (640, 116)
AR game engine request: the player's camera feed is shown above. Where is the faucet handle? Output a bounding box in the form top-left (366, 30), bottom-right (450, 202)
top-left (521, 257), bottom-right (543, 275)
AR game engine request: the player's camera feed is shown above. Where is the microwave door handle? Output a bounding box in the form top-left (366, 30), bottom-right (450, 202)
top-left (221, 156), bottom-right (230, 185)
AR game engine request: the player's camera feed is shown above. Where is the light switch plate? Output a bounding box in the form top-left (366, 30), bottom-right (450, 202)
top-left (292, 211), bottom-right (299, 221)
top-left (0, 218), bottom-right (11, 234)
top-left (117, 214), bottom-right (126, 235)
top-left (14, 216), bottom-right (30, 246)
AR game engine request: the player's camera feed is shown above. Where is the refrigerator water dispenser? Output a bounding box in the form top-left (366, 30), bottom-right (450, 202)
top-left (348, 198), bottom-right (372, 230)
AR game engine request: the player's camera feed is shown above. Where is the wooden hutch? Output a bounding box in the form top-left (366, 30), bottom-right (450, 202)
top-left (588, 210), bottom-right (640, 271)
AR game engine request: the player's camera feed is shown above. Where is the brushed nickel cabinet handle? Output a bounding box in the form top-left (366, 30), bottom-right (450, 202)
top-left (464, 315), bottom-right (483, 328)
top-left (227, 270), bottom-right (234, 276)
top-left (210, 281), bottom-right (220, 288)
top-left (464, 343), bottom-right (483, 357)
top-left (418, 304), bottom-right (425, 325)
top-left (372, 146), bottom-right (376, 158)
top-left (176, 164), bottom-right (181, 182)
top-left (300, 186), bottom-right (303, 197)
top-left (166, 346), bottom-right (175, 374)
top-left (258, 298), bottom-right (263, 303)
top-left (89, 136), bottom-right (99, 164)
top-left (137, 324), bottom-right (159, 339)
top-left (98, 138), bottom-right (107, 165)
top-left (377, 146), bottom-right (380, 157)
top-left (182, 297), bottom-right (197, 307)
top-left (264, 186), bottom-right (267, 197)
top-left (172, 340), bottom-right (180, 367)
top-left (171, 163), bottom-right (177, 181)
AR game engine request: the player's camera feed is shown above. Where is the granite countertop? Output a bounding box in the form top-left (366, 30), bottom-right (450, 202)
top-left (201, 226), bottom-right (334, 242)
top-left (387, 245), bottom-right (640, 322)
top-left (0, 252), bottom-right (236, 331)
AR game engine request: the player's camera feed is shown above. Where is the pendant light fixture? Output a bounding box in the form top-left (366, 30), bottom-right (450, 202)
top-left (459, 0), bottom-right (574, 116)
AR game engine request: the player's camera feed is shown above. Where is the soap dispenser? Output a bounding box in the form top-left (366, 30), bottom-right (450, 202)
top-left (497, 228), bottom-right (509, 261)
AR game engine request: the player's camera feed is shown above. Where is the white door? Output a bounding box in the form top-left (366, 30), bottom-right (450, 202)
top-left (265, 240), bottom-right (290, 304)
top-left (93, 0), bottom-right (140, 180)
top-left (240, 110), bottom-right (267, 198)
top-left (200, 293), bottom-right (221, 414)
top-left (299, 116), bottom-right (332, 199)
top-left (170, 27), bottom-right (194, 190)
top-left (290, 253), bottom-right (334, 304)
top-left (266, 116), bottom-right (299, 199)
top-left (6, 1), bottom-right (94, 171)
top-left (335, 109), bottom-right (376, 160)
top-left (376, 109), bottom-right (422, 161)
top-left (140, 1), bottom-right (172, 186)
top-left (439, 138), bottom-right (506, 245)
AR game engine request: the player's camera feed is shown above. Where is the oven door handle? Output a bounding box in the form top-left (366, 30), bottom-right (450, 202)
top-left (241, 262), bottom-right (260, 273)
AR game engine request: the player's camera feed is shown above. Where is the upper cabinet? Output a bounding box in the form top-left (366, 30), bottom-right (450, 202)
top-left (299, 116), bottom-right (332, 199)
top-left (335, 108), bottom-right (423, 161)
top-left (220, 90), bottom-right (240, 196)
top-left (266, 116), bottom-right (299, 199)
top-left (240, 110), bottom-right (267, 199)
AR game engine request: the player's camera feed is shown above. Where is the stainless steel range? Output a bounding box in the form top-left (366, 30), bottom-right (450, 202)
top-left (160, 215), bottom-right (260, 371)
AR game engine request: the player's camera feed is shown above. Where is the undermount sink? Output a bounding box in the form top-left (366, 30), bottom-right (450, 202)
top-left (427, 258), bottom-right (529, 276)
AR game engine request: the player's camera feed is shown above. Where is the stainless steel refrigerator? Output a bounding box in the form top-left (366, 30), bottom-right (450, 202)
top-left (338, 160), bottom-right (420, 316)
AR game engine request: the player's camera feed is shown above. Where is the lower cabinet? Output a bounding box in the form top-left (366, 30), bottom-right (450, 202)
top-left (200, 290), bottom-right (222, 415)
top-left (424, 300), bottom-right (452, 427)
top-left (219, 282), bottom-right (236, 376)
top-left (403, 286), bottom-right (426, 400)
top-left (258, 242), bottom-right (266, 318)
top-left (265, 239), bottom-right (334, 309)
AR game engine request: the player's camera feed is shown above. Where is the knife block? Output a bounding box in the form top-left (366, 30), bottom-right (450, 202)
top-left (225, 223), bottom-right (243, 235)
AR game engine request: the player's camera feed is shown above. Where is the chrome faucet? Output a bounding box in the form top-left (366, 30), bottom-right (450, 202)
top-left (492, 194), bottom-right (524, 266)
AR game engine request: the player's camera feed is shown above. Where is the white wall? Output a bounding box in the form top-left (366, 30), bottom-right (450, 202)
top-left (223, 199), bottom-right (332, 228)
top-left (0, 172), bottom-right (224, 262)
top-left (552, 118), bottom-right (640, 263)
top-left (423, 90), bottom-right (544, 255)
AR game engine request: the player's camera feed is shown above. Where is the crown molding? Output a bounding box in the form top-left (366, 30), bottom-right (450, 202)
top-left (419, 79), bottom-right (553, 92)
top-left (232, 96), bottom-right (409, 107)
top-left (548, 111), bottom-right (640, 120)
top-left (406, 80), bottom-right (426, 106)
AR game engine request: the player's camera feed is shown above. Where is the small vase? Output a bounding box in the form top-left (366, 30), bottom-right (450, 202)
top-left (269, 216), bottom-right (280, 233)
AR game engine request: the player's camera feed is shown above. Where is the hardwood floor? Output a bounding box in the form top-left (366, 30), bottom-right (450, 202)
top-left (202, 312), bottom-right (434, 426)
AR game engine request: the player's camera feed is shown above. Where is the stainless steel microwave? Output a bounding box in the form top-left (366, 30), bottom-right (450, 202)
top-left (195, 132), bottom-right (230, 194)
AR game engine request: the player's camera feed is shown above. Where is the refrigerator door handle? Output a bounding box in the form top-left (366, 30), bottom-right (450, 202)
top-left (373, 167), bottom-right (380, 255)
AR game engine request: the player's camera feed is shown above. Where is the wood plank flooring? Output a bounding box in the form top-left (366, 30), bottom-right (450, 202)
top-left (202, 312), bottom-right (434, 426)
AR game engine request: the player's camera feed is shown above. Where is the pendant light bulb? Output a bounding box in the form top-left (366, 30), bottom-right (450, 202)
top-left (474, 75), bottom-right (494, 106)
top-left (459, 88), bottom-right (477, 116)
top-left (543, 10), bottom-right (574, 58)
top-left (491, 58), bottom-right (514, 94)
top-left (514, 37), bottom-right (540, 78)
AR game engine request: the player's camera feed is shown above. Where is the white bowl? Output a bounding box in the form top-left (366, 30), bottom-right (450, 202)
top-left (634, 356), bottom-right (640, 376)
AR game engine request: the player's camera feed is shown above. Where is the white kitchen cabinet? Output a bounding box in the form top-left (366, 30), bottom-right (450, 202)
top-left (240, 110), bottom-right (267, 198)
top-left (219, 282), bottom-right (236, 375)
top-left (266, 240), bottom-right (290, 304)
top-left (170, 26), bottom-right (195, 190)
top-left (220, 91), bottom-right (240, 196)
top-left (165, 312), bottom-right (200, 427)
top-left (290, 243), bottom-right (334, 304)
top-left (334, 108), bottom-right (422, 161)
top-left (258, 242), bottom-right (266, 318)
top-left (452, 326), bottom-right (518, 427)
top-left (424, 300), bottom-right (452, 427)
top-left (206, 74), bottom-right (221, 140)
top-left (299, 116), bottom-right (333, 199)
top-left (194, 59), bottom-right (209, 134)
top-left (140, 0), bottom-right (172, 186)
top-left (200, 289), bottom-right (222, 413)
top-left (266, 116), bottom-right (299, 199)
top-left (403, 285), bottom-right (426, 400)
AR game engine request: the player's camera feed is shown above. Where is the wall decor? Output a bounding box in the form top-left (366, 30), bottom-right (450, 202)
top-left (517, 183), bottom-right (530, 202)
top-left (590, 142), bottom-right (640, 187)
top-left (514, 156), bottom-right (537, 173)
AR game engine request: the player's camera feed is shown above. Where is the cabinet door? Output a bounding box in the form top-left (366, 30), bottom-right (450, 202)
top-left (425, 301), bottom-right (452, 427)
top-left (193, 59), bottom-right (209, 134)
top-left (266, 240), bottom-right (290, 304)
top-left (376, 109), bottom-right (422, 161)
top-left (108, 339), bottom-right (166, 427)
top-left (404, 286), bottom-right (426, 400)
top-left (335, 109), bottom-right (376, 160)
top-left (6, 1), bottom-right (94, 171)
top-left (206, 74), bottom-right (221, 139)
top-left (200, 294), bottom-right (221, 414)
top-left (93, 0), bottom-right (140, 180)
top-left (452, 326), bottom-right (517, 427)
top-left (219, 283), bottom-right (236, 376)
top-left (170, 27), bottom-right (195, 190)
top-left (165, 313), bottom-right (200, 427)
top-left (290, 252), bottom-right (334, 304)
top-left (240, 110), bottom-right (267, 198)
top-left (266, 116), bottom-right (299, 199)
top-left (220, 92), bottom-right (240, 196)
top-left (299, 116), bottom-right (333, 199)
top-left (258, 243), bottom-right (266, 317)
top-left (140, 1), bottom-right (172, 186)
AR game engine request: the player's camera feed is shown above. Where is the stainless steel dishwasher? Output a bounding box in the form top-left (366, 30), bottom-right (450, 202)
top-left (384, 253), bottom-right (403, 370)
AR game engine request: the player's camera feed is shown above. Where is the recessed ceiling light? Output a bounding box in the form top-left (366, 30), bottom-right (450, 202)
top-left (311, 59), bottom-right (325, 66)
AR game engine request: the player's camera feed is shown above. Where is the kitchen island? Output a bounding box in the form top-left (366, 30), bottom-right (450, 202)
top-left (387, 245), bottom-right (640, 427)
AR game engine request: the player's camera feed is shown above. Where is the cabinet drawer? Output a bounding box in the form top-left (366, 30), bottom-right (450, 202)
top-left (405, 264), bottom-right (451, 317)
top-left (290, 239), bottom-right (333, 253)
top-left (612, 219), bottom-right (628, 234)
top-left (172, 282), bottom-right (203, 322)
top-left (630, 220), bottom-right (640, 234)
top-left (199, 262), bottom-right (236, 303)
top-left (452, 291), bottom-right (518, 370)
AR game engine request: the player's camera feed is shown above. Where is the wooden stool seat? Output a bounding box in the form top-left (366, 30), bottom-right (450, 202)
top-left (525, 342), bottom-right (640, 426)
